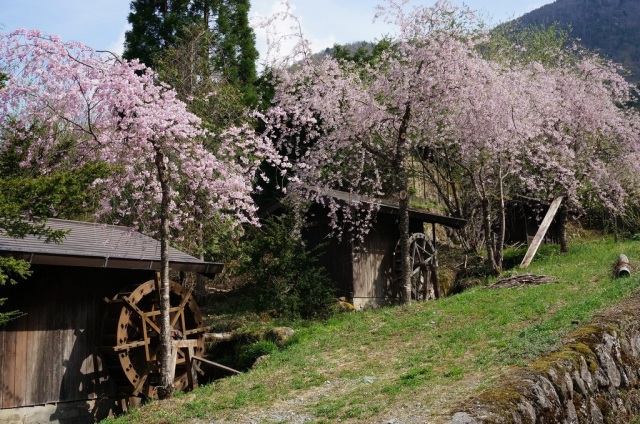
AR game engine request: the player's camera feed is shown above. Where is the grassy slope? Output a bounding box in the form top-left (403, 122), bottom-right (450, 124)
top-left (102, 237), bottom-right (640, 424)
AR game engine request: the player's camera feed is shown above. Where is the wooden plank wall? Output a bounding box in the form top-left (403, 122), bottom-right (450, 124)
top-left (352, 217), bottom-right (397, 300)
top-left (0, 266), bottom-right (152, 408)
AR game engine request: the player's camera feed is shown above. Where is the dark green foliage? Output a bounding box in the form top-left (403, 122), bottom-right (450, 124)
top-left (329, 39), bottom-right (393, 65)
top-left (628, 83), bottom-right (640, 111)
top-left (0, 121), bottom-right (109, 325)
top-left (516, 0), bottom-right (640, 81)
top-left (0, 300), bottom-right (23, 326)
top-left (0, 124), bottom-right (110, 222)
top-left (0, 125), bottom-right (101, 243)
top-left (241, 213), bottom-right (336, 320)
top-left (0, 164), bottom-right (109, 222)
top-left (0, 257), bottom-right (30, 326)
top-left (482, 21), bottom-right (573, 67)
top-left (124, 0), bottom-right (259, 106)
top-left (237, 340), bottom-right (279, 369)
top-left (154, 22), bottom-right (248, 134)
top-left (124, 0), bottom-right (192, 68)
top-left (209, 0), bottom-right (258, 105)
top-left (0, 256), bottom-right (31, 287)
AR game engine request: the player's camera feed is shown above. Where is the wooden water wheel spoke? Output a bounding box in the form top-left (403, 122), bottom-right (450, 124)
top-left (395, 233), bottom-right (439, 302)
top-left (121, 295), bottom-right (162, 335)
top-left (101, 279), bottom-right (207, 399)
top-left (109, 340), bottom-right (149, 352)
top-left (170, 291), bottom-right (193, 329)
top-left (132, 370), bottom-right (150, 396)
top-left (414, 246), bottom-right (423, 264)
top-left (126, 319), bottom-right (144, 336)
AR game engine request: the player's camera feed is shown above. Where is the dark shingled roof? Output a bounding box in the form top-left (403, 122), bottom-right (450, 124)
top-left (261, 186), bottom-right (467, 229)
top-left (0, 219), bottom-right (223, 277)
top-left (309, 187), bottom-right (467, 229)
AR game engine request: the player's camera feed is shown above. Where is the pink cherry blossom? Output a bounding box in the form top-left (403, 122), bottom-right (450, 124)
top-left (263, 0), bottom-right (640, 281)
top-left (0, 29), bottom-right (284, 393)
top-left (0, 29), bottom-right (282, 234)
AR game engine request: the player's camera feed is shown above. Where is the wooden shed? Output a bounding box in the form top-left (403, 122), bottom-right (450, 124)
top-left (264, 188), bottom-right (466, 310)
top-left (504, 195), bottom-right (563, 246)
top-left (0, 219), bottom-right (222, 423)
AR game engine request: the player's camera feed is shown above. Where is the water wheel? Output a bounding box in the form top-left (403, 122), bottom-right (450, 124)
top-left (394, 233), bottom-right (439, 301)
top-left (101, 279), bottom-right (207, 398)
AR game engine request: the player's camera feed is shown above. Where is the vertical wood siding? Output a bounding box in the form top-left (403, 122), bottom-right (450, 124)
top-left (352, 215), bottom-right (399, 300)
top-left (0, 266), bottom-right (153, 408)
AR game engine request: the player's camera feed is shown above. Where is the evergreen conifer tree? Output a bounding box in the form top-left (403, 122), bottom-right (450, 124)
top-left (123, 0), bottom-right (191, 68)
top-left (124, 0), bottom-right (258, 105)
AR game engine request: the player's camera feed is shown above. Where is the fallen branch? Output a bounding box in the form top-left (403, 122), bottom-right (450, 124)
top-left (490, 274), bottom-right (557, 289)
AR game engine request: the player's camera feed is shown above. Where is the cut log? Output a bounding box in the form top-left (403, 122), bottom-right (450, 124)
top-left (615, 254), bottom-right (631, 278)
top-left (520, 196), bottom-right (564, 268)
top-left (204, 332), bottom-right (238, 343)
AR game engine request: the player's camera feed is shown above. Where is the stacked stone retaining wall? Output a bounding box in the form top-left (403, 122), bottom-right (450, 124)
top-left (450, 295), bottom-right (640, 423)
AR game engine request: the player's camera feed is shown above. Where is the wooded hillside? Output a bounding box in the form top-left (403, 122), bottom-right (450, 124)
top-left (518, 0), bottom-right (640, 80)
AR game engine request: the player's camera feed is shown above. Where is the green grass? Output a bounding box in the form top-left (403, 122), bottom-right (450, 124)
top-left (101, 237), bottom-right (640, 424)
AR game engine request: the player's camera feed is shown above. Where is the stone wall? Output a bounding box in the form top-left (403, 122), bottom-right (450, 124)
top-left (0, 399), bottom-right (102, 424)
top-left (450, 295), bottom-right (640, 423)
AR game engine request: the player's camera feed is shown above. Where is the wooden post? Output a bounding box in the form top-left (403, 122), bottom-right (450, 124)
top-left (520, 196), bottom-right (564, 268)
top-left (173, 340), bottom-right (199, 390)
top-left (431, 223), bottom-right (441, 298)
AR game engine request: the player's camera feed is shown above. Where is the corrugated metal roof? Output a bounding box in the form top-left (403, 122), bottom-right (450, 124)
top-left (0, 219), bottom-right (223, 276)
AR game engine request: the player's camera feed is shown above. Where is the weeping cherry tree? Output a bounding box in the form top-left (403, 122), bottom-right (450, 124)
top-left (0, 29), bottom-right (282, 397)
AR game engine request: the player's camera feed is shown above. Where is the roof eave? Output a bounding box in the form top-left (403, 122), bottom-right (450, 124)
top-left (1, 251), bottom-right (224, 277)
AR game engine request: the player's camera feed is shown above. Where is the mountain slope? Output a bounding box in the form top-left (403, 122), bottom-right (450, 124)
top-left (518, 0), bottom-right (640, 81)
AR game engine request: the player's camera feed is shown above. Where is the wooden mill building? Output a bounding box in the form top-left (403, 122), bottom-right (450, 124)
top-left (0, 219), bottom-right (221, 423)
top-left (263, 187), bottom-right (466, 310)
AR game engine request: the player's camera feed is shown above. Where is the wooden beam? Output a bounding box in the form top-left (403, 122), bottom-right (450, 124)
top-left (520, 196), bottom-right (564, 268)
top-left (173, 340), bottom-right (199, 390)
top-left (192, 356), bottom-right (242, 375)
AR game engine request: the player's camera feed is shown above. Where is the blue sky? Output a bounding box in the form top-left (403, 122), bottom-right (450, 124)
top-left (1, 0), bottom-right (553, 62)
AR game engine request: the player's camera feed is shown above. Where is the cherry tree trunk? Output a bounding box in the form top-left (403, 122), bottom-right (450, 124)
top-left (494, 165), bottom-right (506, 274)
top-left (399, 191), bottom-right (411, 303)
top-left (480, 197), bottom-right (499, 276)
top-left (558, 203), bottom-right (568, 253)
top-left (194, 222), bottom-right (207, 300)
top-left (154, 148), bottom-right (175, 398)
top-left (397, 104), bottom-right (412, 304)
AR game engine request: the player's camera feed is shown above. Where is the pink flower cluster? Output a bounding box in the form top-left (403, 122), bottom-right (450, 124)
top-left (0, 29), bottom-right (284, 235)
top-left (263, 0), bottom-right (640, 244)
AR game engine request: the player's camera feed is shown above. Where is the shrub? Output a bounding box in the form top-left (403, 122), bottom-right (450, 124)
top-left (237, 340), bottom-right (279, 369)
top-left (241, 213), bottom-right (337, 320)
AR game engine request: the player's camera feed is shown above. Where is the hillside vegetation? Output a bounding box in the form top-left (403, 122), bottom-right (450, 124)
top-left (518, 0), bottom-right (640, 80)
top-left (102, 235), bottom-right (640, 423)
